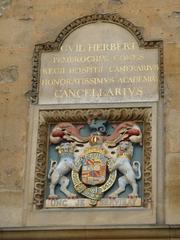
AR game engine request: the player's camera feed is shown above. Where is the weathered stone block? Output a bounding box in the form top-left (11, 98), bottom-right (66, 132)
top-left (0, 192), bottom-right (23, 227)
top-left (165, 153), bottom-right (180, 224)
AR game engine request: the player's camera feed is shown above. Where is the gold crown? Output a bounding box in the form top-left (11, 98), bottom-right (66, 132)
top-left (56, 142), bottom-right (75, 155)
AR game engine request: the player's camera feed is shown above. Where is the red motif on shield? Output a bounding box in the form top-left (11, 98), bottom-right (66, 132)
top-left (81, 153), bottom-right (107, 186)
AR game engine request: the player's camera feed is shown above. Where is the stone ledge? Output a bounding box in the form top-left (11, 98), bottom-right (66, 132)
top-left (0, 226), bottom-right (180, 239)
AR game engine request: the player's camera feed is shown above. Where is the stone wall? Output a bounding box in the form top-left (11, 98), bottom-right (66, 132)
top-left (0, 0), bottom-right (180, 231)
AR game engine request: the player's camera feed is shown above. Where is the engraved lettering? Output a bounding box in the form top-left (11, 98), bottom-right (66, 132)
top-left (42, 67), bottom-right (65, 75)
top-left (109, 64), bottom-right (159, 73)
top-left (53, 55), bottom-right (109, 64)
top-left (87, 42), bottom-right (135, 52)
top-left (39, 30), bottom-right (159, 104)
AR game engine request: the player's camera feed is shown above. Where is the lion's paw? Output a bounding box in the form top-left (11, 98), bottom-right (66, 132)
top-left (48, 194), bottom-right (59, 199)
top-left (67, 193), bottom-right (77, 198)
top-left (128, 193), bottom-right (138, 198)
top-left (108, 193), bottom-right (118, 198)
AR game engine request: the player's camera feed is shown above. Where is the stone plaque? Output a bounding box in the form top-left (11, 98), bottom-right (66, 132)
top-left (33, 108), bottom-right (153, 209)
top-left (38, 22), bottom-right (159, 104)
top-left (33, 107), bottom-right (153, 209)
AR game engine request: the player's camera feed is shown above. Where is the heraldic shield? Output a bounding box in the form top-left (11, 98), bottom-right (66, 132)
top-left (81, 148), bottom-right (107, 186)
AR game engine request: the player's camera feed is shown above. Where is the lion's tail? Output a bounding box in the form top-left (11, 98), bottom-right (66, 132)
top-left (132, 161), bottom-right (141, 179)
top-left (48, 160), bottom-right (57, 179)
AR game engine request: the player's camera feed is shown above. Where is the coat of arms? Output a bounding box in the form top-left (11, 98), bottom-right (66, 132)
top-left (46, 115), bottom-right (143, 207)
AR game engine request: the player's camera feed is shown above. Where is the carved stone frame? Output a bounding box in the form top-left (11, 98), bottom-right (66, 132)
top-left (30, 13), bottom-right (164, 104)
top-left (25, 13), bottom-right (163, 226)
top-left (33, 107), bottom-right (152, 209)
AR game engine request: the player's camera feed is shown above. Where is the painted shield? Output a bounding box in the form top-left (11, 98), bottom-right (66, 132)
top-left (81, 150), bottom-right (107, 186)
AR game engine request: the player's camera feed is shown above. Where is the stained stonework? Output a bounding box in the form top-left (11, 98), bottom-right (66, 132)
top-left (0, 0), bottom-right (180, 238)
top-left (0, 0), bottom-right (12, 17)
top-left (0, 65), bottom-right (18, 83)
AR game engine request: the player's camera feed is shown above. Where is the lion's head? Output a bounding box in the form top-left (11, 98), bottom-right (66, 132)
top-left (118, 141), bottom-right (133, 159)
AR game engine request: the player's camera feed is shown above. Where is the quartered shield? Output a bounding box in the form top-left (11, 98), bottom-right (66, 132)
top-left (81, 149), bottom-right (107, 186)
